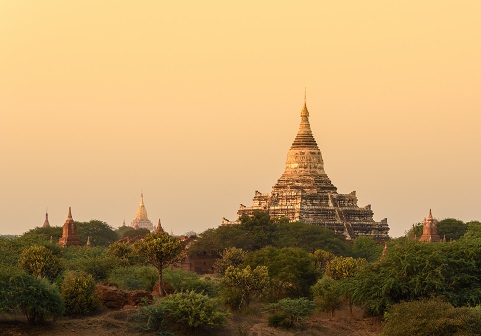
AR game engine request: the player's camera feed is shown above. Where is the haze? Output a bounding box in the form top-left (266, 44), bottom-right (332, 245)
top-left (1, 1), bottom-right (480, 238)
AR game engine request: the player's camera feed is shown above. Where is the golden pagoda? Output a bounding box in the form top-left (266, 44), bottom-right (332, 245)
top-left (131, 192), bottom-right (154, 231)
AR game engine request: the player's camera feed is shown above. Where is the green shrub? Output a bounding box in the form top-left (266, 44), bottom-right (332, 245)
top-left (382, 298), bottom-right (481, 336)
top-left (130, 302), bottom-right (168, 332)
top-left (18, 245), bottom-right (63, 281)
top-left (1, 269), bottom-right (64, 322)
top-left (268, 313), bottom-right (293, 328)
top-left (162, 268), bottom-right (218, 297)
top-left (162, 291), bottom-right (229, 328)
top-left (264, 297), bottom-right (315, 328)
top-left (60, 271), bottom-right (99, 316)
top-left (108, 265), bottom-right (158, 291)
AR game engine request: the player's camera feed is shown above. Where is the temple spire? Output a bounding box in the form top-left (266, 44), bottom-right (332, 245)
top-left (42, 210), bottom-right (50, 228)
top-left (68, 207), bottom-right (72, 219)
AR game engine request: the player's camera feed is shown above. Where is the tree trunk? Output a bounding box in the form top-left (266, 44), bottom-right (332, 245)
top-left (158, 265), bottom-right (164, 297)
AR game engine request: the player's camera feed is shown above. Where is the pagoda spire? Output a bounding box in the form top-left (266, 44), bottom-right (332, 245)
top-left (42, 210), bottom-right (50, 228)
top-left (68, 207), bottom-right (72, 219)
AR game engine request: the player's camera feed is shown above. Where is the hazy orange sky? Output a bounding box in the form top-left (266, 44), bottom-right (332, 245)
top-left (1, 1), bottom-right (480, 238)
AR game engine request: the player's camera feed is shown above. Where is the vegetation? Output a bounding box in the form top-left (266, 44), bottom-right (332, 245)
top-left (60, 271), bottom-right (100, 316)
top-left (0, 268), bottom-right (64, 323)
top-left (265, 297), bottom-right (315, 328)
top-left (311, 276), bottom-right (342, 316)
top-left (221, 265), bottom-right (269, 309)
top-left (134, 232), bottom-right (184, 296)
top-left (382, 298), bottom-right (481, 336)
top-left (18, 244), bottom-right (63, 281)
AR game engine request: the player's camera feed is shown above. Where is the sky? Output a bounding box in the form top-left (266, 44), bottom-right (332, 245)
top-left (0, 1), bottom-right (480, 238)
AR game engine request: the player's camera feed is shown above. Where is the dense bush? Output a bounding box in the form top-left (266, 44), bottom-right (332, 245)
top-left (18, 245), bottom-right (63, 281)
top-left (108, 265), bottom-right (158, 291)
top-left (0, 268), bottom-right (64, 322)
top-left (60, 271), bottom-right (100, 316)
top-left (161, 291), bottom-right (229, 328)
top-left (131, 302), bottom-right (169, 333)
top-left (382, 298), bottom-right (481, 336)
top-left (265, 297), bottom-right (315, 328)
top-left (162, 268), bottom-right (218, 297)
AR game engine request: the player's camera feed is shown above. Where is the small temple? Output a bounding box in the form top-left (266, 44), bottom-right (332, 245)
top-left (42, 211), bottom-right (50, 228)
top-left (58, 207), bottom-right (81, 246)
top-left (418, 209), bottom-right (441, 242)
top-left (131, 192), bottom-right (154, 231)
top-left (155, 219), bottom-right (164, 233)
top-left (223, 96), bottom-right (389, 240)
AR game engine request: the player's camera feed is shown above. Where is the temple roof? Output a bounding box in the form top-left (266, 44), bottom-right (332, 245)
top-left (290, 99), bottom-right (319, 150)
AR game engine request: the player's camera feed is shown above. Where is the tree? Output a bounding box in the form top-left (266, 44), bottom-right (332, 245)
top-left (221, 265), bottom-right (269, 309)
top-left (106, 241), bottom-right (136, 266)
top-left (273, 221), bottom-right (349, 255)
top-left (311, 276), bottom-right (342, 317)
top-left (238, 211), bottom-right (278, 250)
top-left (76, 220), bottom-right (118, 246)
top-left (18, 245), bottom-right (62, 281)
top-left (213, 247), bottom-right (247, 276)
top-left (245, 246), bottom-right (318, 298)
top-left (324, 256), bottom-right (366, 281)
top-left (135, 232), bottom-right (184, 296)
top-left (312, 249), bottom-right (335, 274)
top-left (351, 236), bottom-right (383, 262)
top-left (437, 218), bottom-right (467, 241)
top-left (116, 226), bottom-right (151, 240)
top-left (325, 256), bottom-right (366, 314)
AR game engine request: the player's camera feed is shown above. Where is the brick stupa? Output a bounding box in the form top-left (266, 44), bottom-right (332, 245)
top-left (418, 209), bottom-right (441, 242)
top-left (223, 96), bottom-right (389, 240)
top-left (58, 207), bottom-right (81, 246)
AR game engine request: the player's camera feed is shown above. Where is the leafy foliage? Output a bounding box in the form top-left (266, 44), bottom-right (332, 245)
top-left (161, 291), bottom-right (229, 328)
top-left (221, 265), bottom-right (269, 309)
top-left (62, 246), bottom-right (116, 281)
top-left (106, 241), bottom-right (137, 266)
top-left (76, 220), bottom-right (118, 246)
top-left (245, 246), bottom-right (318, 298)
top-left (382, 298), bottom-right (481, 336)
top-left (189, 212), bottom-right (350, 256)
top-left (108, 265), bottom-right (158, 291)
top-left (213, 247), bottom-right (246, 276)
top-left (342, 239), bottom-right (481, 315)
top-left (0, 268), bottom-right (64, 322)
top-left (60, 271), bottom-right (100, 316)
top-left (264, 297), bottom-right (315, 328)
top-left (351, 236), bottom-right (383, 262)
top-left (311, 276), bottom-right (342, 316)
top-left (162, 268), bottom-right (218, 297)
top-left (437, 218), bottom-right (467, 241)
top-left (18, 245), bottom-right (62, 281)
top-left (135, 232), bottom-right (184, 296)
top-left (324, 256), bottom-right (366, 280)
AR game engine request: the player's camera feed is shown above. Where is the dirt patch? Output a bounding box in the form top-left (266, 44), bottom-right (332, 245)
top-left (0, 305), bottom-right (382, 336)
